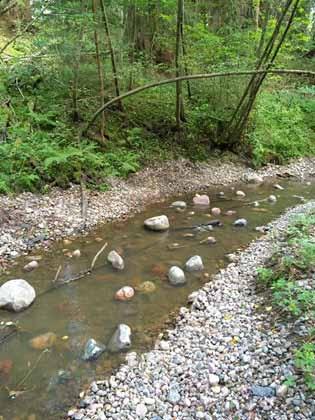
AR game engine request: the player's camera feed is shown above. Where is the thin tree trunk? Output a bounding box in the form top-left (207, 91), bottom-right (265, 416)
top-left (256, 1), bottom-right (270, 57)
top-left (180, 15), bottom-right (192, 99)
top-left (175, 0), bottom-right (185, 135)
top-left (99, 0), bottom-right (123, 111)
top-left (229, 0), bottom-right (301, 142)
top-left (92, 0), bottom-right (105, 140)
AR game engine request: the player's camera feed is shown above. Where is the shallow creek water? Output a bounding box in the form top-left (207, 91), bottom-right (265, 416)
top-left (0, 179), bottom-right (314, 419)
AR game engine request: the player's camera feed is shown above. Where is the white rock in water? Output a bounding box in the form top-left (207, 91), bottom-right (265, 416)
top-left (234, 218), bottom-right (248, 227)
top-left (236, 190), bottom-right (246, 197)
top-left (274, 184), bottom-right (284, 191)
top-left (144, 215), bottom-right (170, 231)
top-left (268, 194), bottom-right (277, 203)
top-left (0, 279), bottom-right (36, 312)
top-left (108, 324), bottom-right (131, 353)
top-left (72, 249), bottom-right (81, 258)
top-left (193, 194), bottom-right (210, 206)
top-left (168, 266), bottom-right (186, 286)
top-left (107, 250), bottom-right (125, 270)
top-left (171, 201), bottom-right (187, 209)
top-left (244, 173), bottom-right (263, 184)
top-left (185, 255), bottom-right (204, 272)
top-left (23, 260), bottom-right (39, 272)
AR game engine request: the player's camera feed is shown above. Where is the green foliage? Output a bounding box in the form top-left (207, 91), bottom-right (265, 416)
top-left (271, 278), bottom-right (315, 316)
top-left (249, 89), bottom-right (315, 166)
top-left (257, 213), bottom-right (315, 390)
top-left (295, 343), bottom-right (315, 390)
top-left (257, 267), bottom-right (274, 287)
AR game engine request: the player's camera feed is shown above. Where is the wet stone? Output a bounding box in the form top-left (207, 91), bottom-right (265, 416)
top-left (108, 324), bottom-right (131, 353)
top-left (234, 218), bottom-right (248, 227)
top-left (171, 201), bottom-right (187, 209)
top-left (185, 255), bottom-right (204, 272)
top-left (107, 250), bottom-right (125, 270)
top-left (168, 266), bottom-right (186, 286)
top-left (144, 215), bottom-right (170, 231)
top-left (82, 338), bottom-right (106, 361)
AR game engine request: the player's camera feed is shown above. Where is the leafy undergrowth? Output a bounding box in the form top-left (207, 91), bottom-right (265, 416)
top-left (248, 87), bottom-right (315, 166)
top-left (257, 213), bottom-right (315, 390)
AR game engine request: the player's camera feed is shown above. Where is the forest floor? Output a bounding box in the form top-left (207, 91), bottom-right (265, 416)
top-left (1, 156), bottom-right (315, 270)
top-left (68, 200), bottom-right (315, 420)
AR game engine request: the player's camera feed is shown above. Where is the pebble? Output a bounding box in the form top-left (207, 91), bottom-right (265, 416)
top-left (23, 260), bottom-right (39, 272)
top-left (72, 249), bottom-right (81, 258)
top-left (268, 195), bottom-right (277, 203)
top-left (135, 403), bottom-right (147, 417)
top-left (234, 218), bottom-right (248, 227)
top-left (211, 207), bottom-right (221, 216)
top-left (236, 190), bottom-right (246, 197)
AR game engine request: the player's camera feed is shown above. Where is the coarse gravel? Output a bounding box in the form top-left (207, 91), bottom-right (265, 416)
top-left (68, 200), bottom-right (315, 420)
top-left (1, 157), bottom-right (315, 265)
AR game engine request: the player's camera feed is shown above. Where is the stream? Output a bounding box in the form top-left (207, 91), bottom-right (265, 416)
top-left (0, 179), bottom-right (314, 420)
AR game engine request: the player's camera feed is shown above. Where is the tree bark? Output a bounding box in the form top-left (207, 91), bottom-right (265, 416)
top-left (175, 0), bottom-right (185, 135)
top-left (92, 0), bottom-right (106, 140)
top-left (99, 0), bottom-right (123, 111)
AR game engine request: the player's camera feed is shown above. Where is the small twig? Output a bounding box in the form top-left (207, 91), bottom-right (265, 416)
top-left (90, 242), bottom-right (108, 271)
top-left (15, 349), bottom-right (50, 390)
top-left (53, 265), bottom-right (62, 283)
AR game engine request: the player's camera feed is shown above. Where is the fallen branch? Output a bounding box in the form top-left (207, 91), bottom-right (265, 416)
top-left (39, 242), bottom-right (108, 297)
top-left (82, 68), bottom-right (315, 135)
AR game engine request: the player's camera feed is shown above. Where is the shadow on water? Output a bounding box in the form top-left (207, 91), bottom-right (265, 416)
top-left (0, 179), bottom-right (314, 419)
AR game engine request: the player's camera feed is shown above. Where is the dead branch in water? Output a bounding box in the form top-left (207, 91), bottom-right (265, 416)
top-left (40, 242), bottom-right (108, 296)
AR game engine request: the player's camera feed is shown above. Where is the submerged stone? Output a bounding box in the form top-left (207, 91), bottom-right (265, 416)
top-left (115, 286), bottom-right (135, 301)
top-left (0, 279), bottom-right (36, 312)
top-left (82, 338), bottom-right (106, 361)
top-left (30, 332), bottom-right (57, 350)
top-left (107, 250), bottom-right (125, 270)
top-left (236, 190), bottom-right (246, 198)
top-left (268, 194), bottom-right (277, 203)
top-left (23, 260), bottom-right (39, 272)
top-left (193, 194), bottom-right (210, 206)
top-left (136, 281), bottom-right (156, 294)
top-left (108, 324), bottom-right (131, 353)
top-left (234, 218), bottom-right (248, 227)
top-left (211, 207), bottom-right (221, 216)
top-left (168, 266), bottom-right (186, 286)
top-left (185, 255), bottom-right (204, 272)
top-left (171, 201), bottom-right (187, 209)
top-left (144, 215), bottom-right (170, 231)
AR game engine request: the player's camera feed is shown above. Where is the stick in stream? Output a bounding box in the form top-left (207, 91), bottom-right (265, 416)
top-left (39, 242), bottom-right (108, 297)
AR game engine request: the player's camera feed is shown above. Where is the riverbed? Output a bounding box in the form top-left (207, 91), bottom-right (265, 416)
top-left (0, 179), bottom-right (314, 419)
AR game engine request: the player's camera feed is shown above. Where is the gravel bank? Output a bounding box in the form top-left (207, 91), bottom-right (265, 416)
top-left (68, 200), bottom-right (315, 420)
top-left (1, 157), bottom-right (315, 265)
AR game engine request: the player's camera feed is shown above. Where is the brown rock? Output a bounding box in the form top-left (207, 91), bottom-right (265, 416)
top-left (151, 264), bottom-right (167, 278)
top-left (30, 332), bottom-right (57, 350)
top-left (0, 359), bottom-right (13, 377)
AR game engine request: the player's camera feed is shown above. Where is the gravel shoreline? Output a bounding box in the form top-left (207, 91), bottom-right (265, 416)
top-left (68, 200), bottom-right (315, 420)
top-left (1, 157), bottom-right (315, 266)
